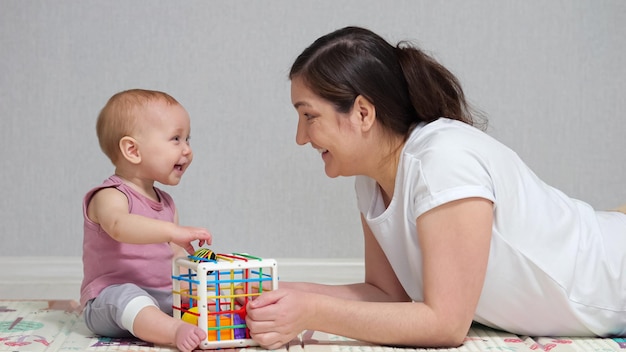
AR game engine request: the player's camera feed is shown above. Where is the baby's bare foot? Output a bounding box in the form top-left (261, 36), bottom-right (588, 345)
top-left (175, 322), bottom-right (206, 352)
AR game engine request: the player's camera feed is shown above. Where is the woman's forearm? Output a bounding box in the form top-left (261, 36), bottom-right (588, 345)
top-left (279, 281), bottom-right (407, 302)
top-left (306, 294), bottom-right (468, 348)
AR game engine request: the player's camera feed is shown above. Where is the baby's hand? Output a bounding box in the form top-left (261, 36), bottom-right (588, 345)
top-left (172, 226), bottom-right (212, 254)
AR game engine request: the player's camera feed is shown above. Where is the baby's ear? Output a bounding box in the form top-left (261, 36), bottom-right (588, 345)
top-left (119, 136), bottom-right (141, 164)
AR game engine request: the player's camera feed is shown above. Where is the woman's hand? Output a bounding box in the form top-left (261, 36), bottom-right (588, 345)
top-left (245, 288), bottom-right (311, 350)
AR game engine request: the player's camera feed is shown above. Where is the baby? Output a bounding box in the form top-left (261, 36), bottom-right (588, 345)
top-left (80, 89), bottom-right (211, 352)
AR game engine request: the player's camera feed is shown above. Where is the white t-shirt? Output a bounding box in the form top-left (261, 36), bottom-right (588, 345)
top-left (355, 118), bottom-right (626, 337)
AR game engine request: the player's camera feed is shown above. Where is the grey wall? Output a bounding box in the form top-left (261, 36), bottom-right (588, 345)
top-left (1, 1), bottom-right (625, 259)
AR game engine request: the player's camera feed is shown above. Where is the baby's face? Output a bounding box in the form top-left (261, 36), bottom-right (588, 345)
top-left (134, 101), bottom-right (194, 186)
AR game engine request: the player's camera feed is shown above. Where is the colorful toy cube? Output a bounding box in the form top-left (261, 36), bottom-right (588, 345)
top-left (172, 251), bottom-right (278, 349)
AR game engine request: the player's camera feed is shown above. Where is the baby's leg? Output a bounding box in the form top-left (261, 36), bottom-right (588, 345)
top-left (132, 305), bottom-right (206, 352)
top-left (85, 284), bottom-right (206, 352)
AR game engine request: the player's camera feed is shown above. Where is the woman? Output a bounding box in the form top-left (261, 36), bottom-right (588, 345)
top-left (246, 26), bottom-right (626, 349)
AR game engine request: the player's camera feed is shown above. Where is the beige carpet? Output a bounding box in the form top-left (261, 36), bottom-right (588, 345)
top-left (0, 300), bottom-right (624, 351)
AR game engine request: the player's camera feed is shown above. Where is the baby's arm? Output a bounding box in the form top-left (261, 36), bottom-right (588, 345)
top-left (88, 188), bottom-right (211, 252)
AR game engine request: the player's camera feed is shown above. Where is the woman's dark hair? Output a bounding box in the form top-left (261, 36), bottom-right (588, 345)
top-left (289, 26), bottom-right (483, 139)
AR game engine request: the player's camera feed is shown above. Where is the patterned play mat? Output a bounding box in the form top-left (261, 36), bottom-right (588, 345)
top-left (0, 300), bottom-right (624, 351)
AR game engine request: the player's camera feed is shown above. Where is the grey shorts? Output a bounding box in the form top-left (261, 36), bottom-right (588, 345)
top-left (83, 283), bottom-right (172, 337)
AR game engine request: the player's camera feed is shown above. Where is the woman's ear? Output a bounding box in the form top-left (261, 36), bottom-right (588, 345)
top-left (119, 136), bottom-right (141, 164)
top-left (354, 95), bottom-right (376, 132)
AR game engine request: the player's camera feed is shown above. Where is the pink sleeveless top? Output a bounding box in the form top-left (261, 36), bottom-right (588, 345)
top-left (80, 175), bottom-right (175, 307)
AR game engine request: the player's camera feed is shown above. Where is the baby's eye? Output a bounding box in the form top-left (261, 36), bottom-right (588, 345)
top-left (172, 136), bottom-right (181, 142)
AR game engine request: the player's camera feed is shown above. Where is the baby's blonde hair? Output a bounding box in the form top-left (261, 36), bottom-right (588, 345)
top-left (96, 89), bottom-right (179, 164)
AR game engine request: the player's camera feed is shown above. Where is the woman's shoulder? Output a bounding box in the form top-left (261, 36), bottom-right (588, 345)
top-left (400, 117), bottom-right (515, 191)
top-left (405, 118), bottom-right (506, 158)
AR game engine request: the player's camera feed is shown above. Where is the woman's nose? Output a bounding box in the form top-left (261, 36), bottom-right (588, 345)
top-left (295, 118), bottom-right (309, 146)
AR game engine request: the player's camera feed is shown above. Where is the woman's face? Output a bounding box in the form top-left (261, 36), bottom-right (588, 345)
top-left (291, 76), bottom-right (366, 178)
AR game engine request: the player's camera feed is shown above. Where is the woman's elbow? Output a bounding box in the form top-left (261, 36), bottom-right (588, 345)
top-left (430, 321), bottom-right (470, 348)
top-left (409, 318), bottom-right (470, 348)
top-left (438, 329), bottom-right (467, 348)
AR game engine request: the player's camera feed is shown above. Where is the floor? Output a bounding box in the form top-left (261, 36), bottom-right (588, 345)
top-left (0, 300), bottom-right (624, 352)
